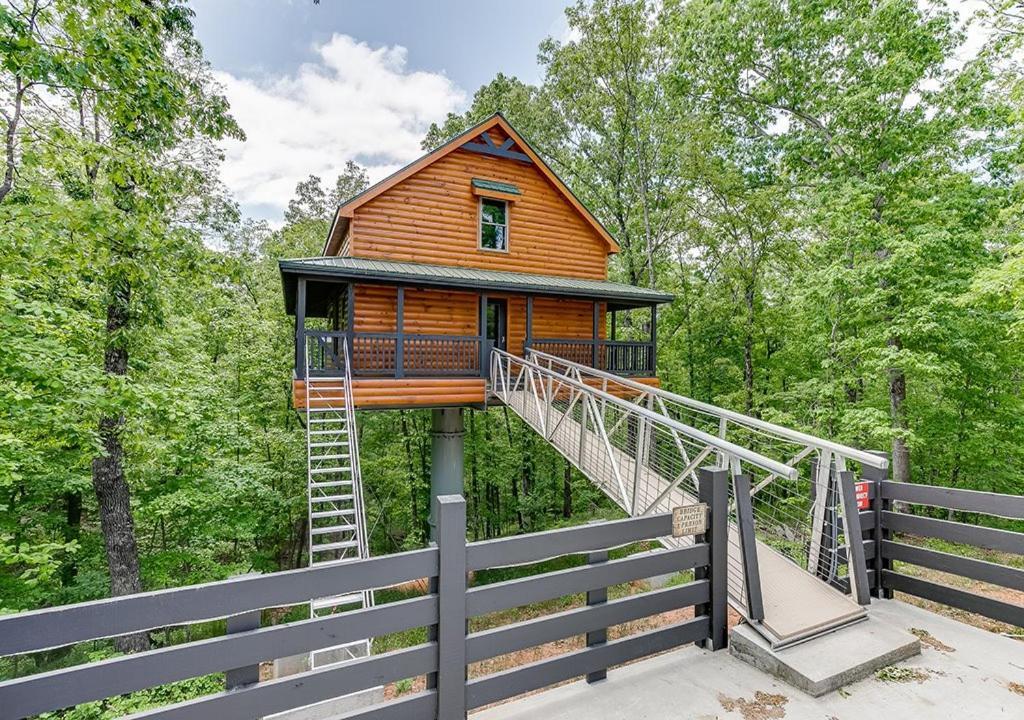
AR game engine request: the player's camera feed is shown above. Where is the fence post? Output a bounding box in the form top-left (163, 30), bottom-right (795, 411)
top-left (838, 470), bottom-right (871, 605)
top-left (733, 474), bottom-right (764, 622)
top-left (224, 609), bottom-right (261, 690)
top-left (862, 453), bottom-right (892, 599)
top-left (585, 520), bottom-right (608, 684)
top-left (436, 494), bottom-right (467, 719)
top-left (698, 466), bottom-right (729, 650)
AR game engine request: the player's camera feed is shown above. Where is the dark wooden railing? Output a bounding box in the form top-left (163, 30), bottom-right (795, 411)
top-left (304, 333), bottom-right (655, 379)
top-left (305, 331), bottom-right (481, 378)
top-left (529, 338), bottom-right (655, 376)
top-left (0, 475), bottom-right (729, 719)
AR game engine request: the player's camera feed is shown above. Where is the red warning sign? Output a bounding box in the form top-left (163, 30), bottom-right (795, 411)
top-left (855, 481), bottom-right (871, 510)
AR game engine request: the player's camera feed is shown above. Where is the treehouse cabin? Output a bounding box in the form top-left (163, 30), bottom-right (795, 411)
top-left (281, 114), bottom-right (672, 410)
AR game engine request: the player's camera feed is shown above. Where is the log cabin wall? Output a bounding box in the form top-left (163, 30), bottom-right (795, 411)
top-left (347, 127), bottom-right (610, 279)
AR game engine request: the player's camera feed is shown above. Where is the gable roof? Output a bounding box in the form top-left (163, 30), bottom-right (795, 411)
top-left (323, 113), bottom-right (620, 255)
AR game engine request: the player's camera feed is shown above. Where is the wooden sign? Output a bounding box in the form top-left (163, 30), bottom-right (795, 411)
top-left (855, 481), bottom-right (871, 510)
top-left (672, 503), bottom-right (708, 537)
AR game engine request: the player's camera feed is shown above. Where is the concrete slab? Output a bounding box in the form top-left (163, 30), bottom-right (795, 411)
top-left (472, 600), bottom-right (1024, 720)
top-left (729, 612), bottom-right (921, 696)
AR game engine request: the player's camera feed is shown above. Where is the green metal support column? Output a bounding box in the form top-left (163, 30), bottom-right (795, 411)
top-left (429, 408), bottom-right (465, 541)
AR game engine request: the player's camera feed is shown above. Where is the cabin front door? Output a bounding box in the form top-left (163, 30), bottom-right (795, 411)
top-left (484, 298), bottom-right (507, 376)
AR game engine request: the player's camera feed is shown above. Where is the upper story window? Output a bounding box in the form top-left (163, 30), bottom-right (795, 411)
top-left (479, 198), bottom-right (509, 252)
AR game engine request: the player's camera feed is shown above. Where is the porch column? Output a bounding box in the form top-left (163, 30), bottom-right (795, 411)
top-left (479, 293), bottom-right (488, 377)
top-left (650, 304), bottom-right (658, 375)
top-left (428, 408), bottom-right (464, 541)
top-left (525, 295), bottom-right (533, 355)
top-left (395, 286), bottom-right (405, 378)
top-left (610, 308), bottom-right (617, 341)
top-left (346, 283), bottom-right (355, 360)
top-left (592, 301), bottom-right (600, 368)
top-left (295, 277), bottom-right (307, 379)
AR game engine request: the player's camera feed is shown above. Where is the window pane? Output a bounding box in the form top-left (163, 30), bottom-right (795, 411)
top-left (481, 223), bottom-right (506, 250)
top-left (481, 198), bottom-right (506, 225)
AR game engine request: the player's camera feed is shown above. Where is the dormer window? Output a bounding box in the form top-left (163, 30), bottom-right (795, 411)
top-left (479, 198), bottom-right (508, 252)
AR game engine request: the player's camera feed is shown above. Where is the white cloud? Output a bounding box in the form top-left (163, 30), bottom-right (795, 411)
top-left (215, 34), bottom-right (466, 220)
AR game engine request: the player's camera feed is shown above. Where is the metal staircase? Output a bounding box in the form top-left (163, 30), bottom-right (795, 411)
top-left (304, 340), bottom-right (373, 668)
top-left (491, 348), bottom-right (882, 648)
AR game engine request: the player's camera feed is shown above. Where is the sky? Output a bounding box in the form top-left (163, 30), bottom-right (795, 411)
top-left (190, 0), bottom-right (575, 224)
top-left (190, 0), bottom-right (988, 226)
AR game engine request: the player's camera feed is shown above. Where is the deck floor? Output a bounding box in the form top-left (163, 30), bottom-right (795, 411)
top-left (506, 389), bottom-right (865, 645)
top-left (473, 600), bottom-right (1024, 720)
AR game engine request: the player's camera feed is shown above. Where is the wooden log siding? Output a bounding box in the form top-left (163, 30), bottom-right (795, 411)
top-left (349, 142), bottom-right (610, 278)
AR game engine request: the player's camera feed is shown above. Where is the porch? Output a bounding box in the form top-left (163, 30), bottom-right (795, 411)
top-left (281, 257), bottom-right (673, 389)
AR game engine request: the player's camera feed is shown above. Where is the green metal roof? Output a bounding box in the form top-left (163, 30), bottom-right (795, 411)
top-left (279, 256), bottom-right (673, 315)
top-left (472, 178), bottom-right (521, 195)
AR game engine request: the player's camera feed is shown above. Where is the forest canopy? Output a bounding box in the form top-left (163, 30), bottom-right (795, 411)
top-left (1, 0), bottom-right (1021, 656)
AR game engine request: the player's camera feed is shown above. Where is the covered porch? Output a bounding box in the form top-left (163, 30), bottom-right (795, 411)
top-left (280, 257), bottom-right (673, 383)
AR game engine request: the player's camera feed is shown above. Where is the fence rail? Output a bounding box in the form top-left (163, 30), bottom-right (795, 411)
top-left (0, 476), bottom-right (729, 720)
top-left (857, 470), bottom-right (1024, 628)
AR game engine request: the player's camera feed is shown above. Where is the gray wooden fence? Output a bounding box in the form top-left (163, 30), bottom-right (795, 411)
top-left (855, 460), bottom-right (1024, 627)
top-left (0, 468), bottom-right (731, 720)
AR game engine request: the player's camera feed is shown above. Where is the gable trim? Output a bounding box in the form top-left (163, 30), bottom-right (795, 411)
top-left (323, 113), bottom-right (620, 255)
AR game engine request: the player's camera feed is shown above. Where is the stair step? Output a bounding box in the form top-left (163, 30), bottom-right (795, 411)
top-left (311, 524), bottom-right (357, 535)
top-left (311, 453), bottom-right (349, 461)
top-left (309, 439), bottom-right (347, 447)
top-left (312, 540), bottom-right (359, 553)
top-left (311, 509), bottom-right (356, 519)
top-left (310, 467), bottom-right (351, 475)
top-left (308, 407), bottom-right (348, 414)
top-left (309, 431), bottom-right (347, 438)
top-left (311, 594), bottom-right (363, 611)
top-left (311, 480), bottom-right (353, 489)
top-left (311, 494), bottom-right (354, 503)
top-left (309, 418), bottom-right (346, 425)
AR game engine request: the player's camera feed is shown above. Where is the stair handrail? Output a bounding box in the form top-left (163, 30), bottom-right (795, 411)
top-left (491, 348), bottom-right (798, 480)
top-left (526, 348), bottom-right (888, 471)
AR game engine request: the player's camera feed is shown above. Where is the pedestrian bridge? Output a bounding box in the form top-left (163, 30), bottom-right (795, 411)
top-left (491, 348), bottom-right (880, 648)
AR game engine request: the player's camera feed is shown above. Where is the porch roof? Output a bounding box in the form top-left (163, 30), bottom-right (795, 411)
top-left (279, 256), bottom-right (674, 315)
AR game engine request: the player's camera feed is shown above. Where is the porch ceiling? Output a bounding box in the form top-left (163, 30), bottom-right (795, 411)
top-left (279, 256), bottom-right (674, 315)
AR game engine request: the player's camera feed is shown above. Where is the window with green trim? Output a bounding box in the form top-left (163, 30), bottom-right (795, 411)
top-left (479, 197), bottom-right (508, 252)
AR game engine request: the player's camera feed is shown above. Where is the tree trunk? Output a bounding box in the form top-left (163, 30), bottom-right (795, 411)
top-left (887, 342), bottom-right (910, 484)
top-left (562, 459), bottom-right (572, 519)
top-left (468, 410), bottom-right (480, 541)
top-left (92, 283), bottom-right (149, 653)
top-left (743, 283), bottom-right (756, 416)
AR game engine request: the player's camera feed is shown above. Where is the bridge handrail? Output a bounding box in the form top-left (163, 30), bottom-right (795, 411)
top-left (526, 348), bottom-right (888, 471)
top-left (492, 349), bottom-right (798, 481)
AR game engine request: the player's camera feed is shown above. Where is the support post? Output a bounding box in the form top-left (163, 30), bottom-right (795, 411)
top-left (479, 294), bottom-right (488, 377)
top-left (525, 295), bottom-right (533, 354)
top-left (295, 277), bottom-right (307, 380)
top-left (610, 308), bottom-right (617, 341)
top-left (346, 283), bottom-right (355, 360)
top-left (429, 409), bottom-right (465, 541)
top-left (862, 454), bottom-right (892, 598)
top-left (650, 304), bottom-right (657, 375)
top-left (698, 466), bottom-right (729, 650)
top-left (592, 301), bottom-right (600, 368)
top-left (733, 474), bottom-right (764, 622)
top-left (839, 470), bottom-right (871, 605)
top-left (435, 495), bottom-right (467, 720)
top-left (395, 286), bottom-right (405, 378)
top-left (225, 609), bottom-right (261, 689)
